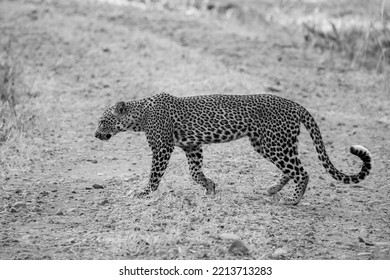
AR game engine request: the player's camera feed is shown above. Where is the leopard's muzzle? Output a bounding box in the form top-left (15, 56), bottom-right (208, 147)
top-left (95, 131), bottom-right (112, 141)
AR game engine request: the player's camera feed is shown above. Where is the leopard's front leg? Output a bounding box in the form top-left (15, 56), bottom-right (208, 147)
top-left (136, 146), bottom-right (174, 197)
top-left (136, 108), bottom-right (174, 197)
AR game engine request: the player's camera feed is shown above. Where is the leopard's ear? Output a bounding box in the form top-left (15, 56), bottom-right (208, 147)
top-left (115, 101), bottom-right (127, 115)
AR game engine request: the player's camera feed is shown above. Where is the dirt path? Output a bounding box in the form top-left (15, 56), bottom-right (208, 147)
top-left (1, 0), bottom-right (389, 259)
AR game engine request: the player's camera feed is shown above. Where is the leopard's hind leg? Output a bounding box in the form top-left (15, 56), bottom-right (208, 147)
top-left (182, 145), bottom-right (216, 195)
top-left (267, 175), bottom-right (290, 195)
top-left (250, 132), bottom-right (309, 205)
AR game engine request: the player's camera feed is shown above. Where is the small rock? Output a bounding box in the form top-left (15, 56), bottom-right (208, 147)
top-left (124, 178), bottom-right (135, 182)
top-left (273, 247), bottom-right (288, 258)
top-left (56, 211), bottom-right (64, 216)
top-left (177, 246), bottom-right (183, 254)
top-left (219, 233), bottom-right (240, 240)
top-left (13, 202), bottom-right (26, 209)
top-left (32, 206), bottom-right (41, 212)
top-left (360, 228), bottom-right (369, 238)
top-left (99, 199), bottom-right (109, 205)
top-left (295, 251), bottom-right (304, 258)
top-left (358, 237), bottom-right (374, 246)
top-left (87, 159), bottom-right (98, 164)
top-left (40, 191), bottom-right (49, 196)
top-left (92, 184), bottom-right (104, 189)
top-left (229, 240), bottom-right (250, 255)
top-left (10, 207), bottom-right (17, 213)
top-left (265, 86), bottom-right (282, 93)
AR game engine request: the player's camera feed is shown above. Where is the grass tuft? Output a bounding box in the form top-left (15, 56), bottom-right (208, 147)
top-left (303, 21), bottom-right (390, 72)
top-left (0, 38), bottom-right (38, 181)
top-left (0, 39), bottom-right (22, 124)
top-left (0, 37), bottom-right (38, 145)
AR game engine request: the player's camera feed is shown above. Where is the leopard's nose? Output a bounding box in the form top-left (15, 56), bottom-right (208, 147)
top-left (95, 132), bottom-right (112, 141)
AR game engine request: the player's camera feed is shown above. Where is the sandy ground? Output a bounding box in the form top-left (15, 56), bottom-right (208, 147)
top-left (0, 0), bottom-right (389, 259)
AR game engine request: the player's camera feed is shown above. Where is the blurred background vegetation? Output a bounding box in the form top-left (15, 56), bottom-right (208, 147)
top-left (122, 0), bottom-right (390, 71)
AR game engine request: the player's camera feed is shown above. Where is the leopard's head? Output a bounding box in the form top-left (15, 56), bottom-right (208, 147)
top-left (95, 101), bottom-right (143, 141)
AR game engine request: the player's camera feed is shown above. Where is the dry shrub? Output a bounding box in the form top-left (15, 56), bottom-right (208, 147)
top-left (0, 38), bottom-right (40, 181)
top-left (0, 42), bottom-right (20, 144)
top-left (303, 21), bottom-right (390, 72)
top-left (0, 39), bottom-right (35, 146)
top-left (302, 0), bottom-right (389, 74)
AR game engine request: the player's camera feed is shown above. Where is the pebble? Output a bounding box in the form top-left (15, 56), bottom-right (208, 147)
top-left (99, 199), bottom-right (109, 205)
top-left (92, 184), bottom-right (105, 189)
top-left (56, 211), bottom-right (64, 216)
top-left (357, 252), bottom-right (371, 256)
top-left (360, 228), bottom-right (369, 238)
top-left (229, 240), bottom-right (250, 255)
top-left (13, 202), bottom-right (26, 209)
top-left (358, 237), bottom-right (374, 246)
top-left (273, 247), bottom-right (288, 257)
top-left (32, 206), bottom-right (41, 212)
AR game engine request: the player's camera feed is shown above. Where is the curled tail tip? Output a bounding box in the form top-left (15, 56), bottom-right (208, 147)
top-left (350, 145), bottom-right (372, 163)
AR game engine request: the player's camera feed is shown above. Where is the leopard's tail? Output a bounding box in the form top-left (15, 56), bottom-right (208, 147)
top-left (300, 107), bottom-right (372, 184)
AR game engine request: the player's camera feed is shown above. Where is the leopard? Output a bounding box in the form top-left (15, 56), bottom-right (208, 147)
top-left (95, 92), bottom-right (372, 205)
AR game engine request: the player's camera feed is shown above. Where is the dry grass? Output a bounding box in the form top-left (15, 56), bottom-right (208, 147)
top-left (0, 40), bottom-right (22, 142)
top-left (0, 38), bottom-right (38, 180)
top-left (303, 19), bottom-right (390, 71)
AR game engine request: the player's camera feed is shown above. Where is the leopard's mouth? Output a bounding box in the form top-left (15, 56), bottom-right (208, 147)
top-left (95, 132), bottom-right (112, 141)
